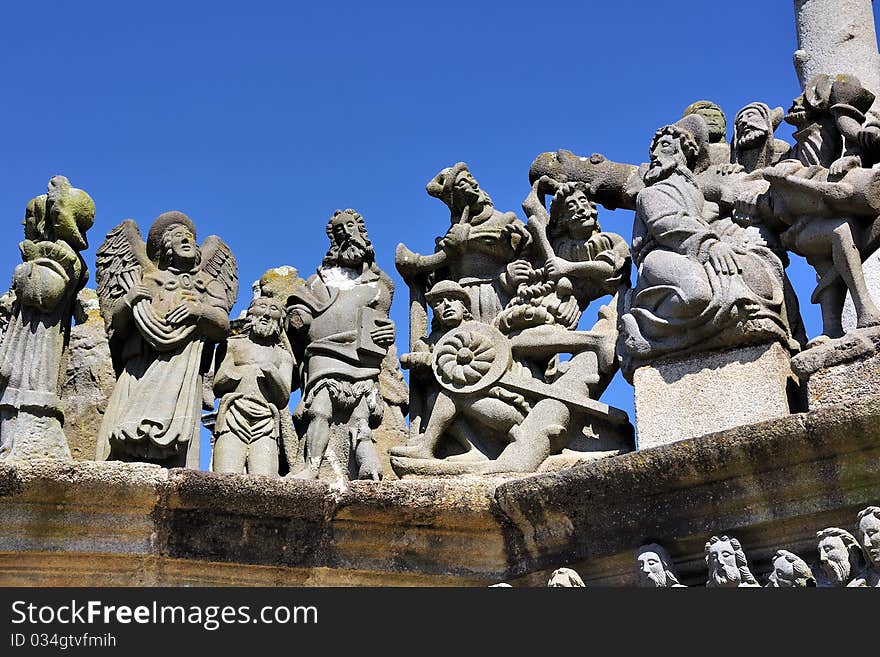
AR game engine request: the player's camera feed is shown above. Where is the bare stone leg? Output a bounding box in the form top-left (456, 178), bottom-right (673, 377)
top-left (348, 396), bottom-right (382, 480)
top-left (212, 432), bottom-right (248, 474)
top-left (294, 387), bottom-right (334, 479)
top-left (390, 391), bottom-right (459, 459)
top-left (482, 399), bottom-right (568, 474)
top-left (832, 221), bottom-right (880, 328)
top-left (247, 435), bottom-right (279, 477)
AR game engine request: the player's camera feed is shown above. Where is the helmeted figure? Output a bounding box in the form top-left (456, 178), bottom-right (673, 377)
top-left (289, 209), bottom-right (395, 481)
top-left (95, 212), bottom-right (238, 468)
top-left (0, 176), bottom-right (95, 461)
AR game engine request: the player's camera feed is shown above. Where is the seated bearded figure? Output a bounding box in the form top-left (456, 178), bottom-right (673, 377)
top-left (619, 115), bottom-right (795, 375)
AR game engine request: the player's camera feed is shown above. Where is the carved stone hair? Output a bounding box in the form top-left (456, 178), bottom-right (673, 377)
top-left (705, 535), bottom-right (758, 586)
top-left (857, 506), bottom-right (880, 524)
top-left (772, 549), bottom-right (817, 587)
top-left (636, 543), bottom-right (681, 586)
top-left (817, 527), bottom-right (863, 572)
top-left (159, 223), bottom-right (202, 270)
top-left (651, 124), bottom-right (701, 169)
top-left (322, 208), bottom-right (376, 268)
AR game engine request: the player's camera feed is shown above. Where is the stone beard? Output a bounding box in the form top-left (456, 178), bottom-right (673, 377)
top-left (635, 545), bottom-right (682, 587)
top-left (817, 528), bottom-right (862, 586)
top-left (705, 536), bottom-right (758, 587)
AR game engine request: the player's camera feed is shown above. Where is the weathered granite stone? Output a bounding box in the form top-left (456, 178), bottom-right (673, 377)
top-left (765, 549), bottom-right (816, 587)
top-left (547, 568), bottom-right (585, 587)
top-left (61, 289), bottom-right (115, 461)
top-left (635, 543), bottom-right (685, 587)
top-left (794, 0), bottom-right (880, 111)
top-left (816, 527), bottom-right (864, 586)
top-left (0, 176), bottom-right (95, 462)
top-left (842, 248), bottom-right (880, 332)
top-left (792, 326), bottom-right (880, 409)
top-left (682, 100), bottom-right (730, 165)
top-left (289, 210), bottom-right (395, 482)
top-left (705, 535), bottom-right (760, 587)
top-left (95, 213), bottom-right (238, 468)
top-left (633, 342), bottom-right (796, 450)
top-left (849, 505), bottom-right (880, 586)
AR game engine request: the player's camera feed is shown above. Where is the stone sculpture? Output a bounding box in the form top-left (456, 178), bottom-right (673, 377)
top-left (547, 568), bottom-right (585, 587)
top-left (849, 506), bottom-right (880, 587)
top-left (635, 543), bottom-right (685, 587)
top-left (618, 115), bottom-right (795, 373)
top-left (705, 535), bottom-right (760, 587)
top-left (288, 209), bottom-right (394, 481)
top-left (765, 549), bottom-right (817, 587)
top-left (211, 296), bottom-right (295, 476)
top-left (816, 527), bottom-right (864, 587)
top-left (95, 212), bottom-right (238, 468)
top-left (390, 173), bottom-right (634, 476)
top-left (0, 176), bottom-right (95, 461)
top-left (683, 100), bottom-right (730, 165)
top-left (730, 102), bottom-right (790, 173)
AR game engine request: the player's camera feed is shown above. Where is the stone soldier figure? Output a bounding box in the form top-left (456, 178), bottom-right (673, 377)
top-left (95, 212), bottom-right (238, 468)
top-left (212, 295), bottom-right (295, 476)
top-left (289, 209), bottom-right (395, 481)
top-left (0, 176), bottom-right (95, 462)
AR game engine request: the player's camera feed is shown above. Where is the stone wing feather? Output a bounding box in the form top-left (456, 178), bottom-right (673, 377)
top-left (95, 219), bottom-right (152, 335)
top-left (201, 235), bottom-right (238, 312)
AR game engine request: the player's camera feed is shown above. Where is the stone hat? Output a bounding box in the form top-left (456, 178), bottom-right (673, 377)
top-left (425, 279), bottom-right (471, 309)
top-left (426, 162), bottom-right (471, 206)
top-left (147, 211), bottom-right (197, 262)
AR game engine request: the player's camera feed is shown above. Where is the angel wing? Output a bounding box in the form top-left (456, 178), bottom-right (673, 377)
top-left (95, 219), bottom-right (153, 337)
top-left (200, 235), bottom-right (238, 312)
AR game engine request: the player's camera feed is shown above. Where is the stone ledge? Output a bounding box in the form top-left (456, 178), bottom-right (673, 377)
top-left (0, 395), bottom-right (878, 586)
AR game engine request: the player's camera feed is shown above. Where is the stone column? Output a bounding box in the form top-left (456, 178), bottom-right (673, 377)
top-left (794, 0), bottom-right (880, 103)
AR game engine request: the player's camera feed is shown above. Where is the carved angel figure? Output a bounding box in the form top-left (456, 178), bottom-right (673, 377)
top-left (94, 212), bottom-right (237, 468)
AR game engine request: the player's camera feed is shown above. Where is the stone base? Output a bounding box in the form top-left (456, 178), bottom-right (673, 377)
top-left (842, 249), bottom-right (880, 332)
top-left (633, 342), bottom-right (796, 450)
top-left (792, 326), bottom-right (880, 410)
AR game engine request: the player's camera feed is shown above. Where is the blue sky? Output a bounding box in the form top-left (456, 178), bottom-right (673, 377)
top-left (1, 1), bottom-right (875, 464)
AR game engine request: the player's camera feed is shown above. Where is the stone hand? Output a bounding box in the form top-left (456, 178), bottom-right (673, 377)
top-left (166, 301), bottom-right (202, 326)
top-left (400, 351), bottom-right (431, 370)
top-left (370, 321), bottom-right (395, 347)
top-left (126, 284), bottom-right (153, 306)
top-left (439, 223), bottom-right (470, 251)
top-left (829, 155), bottom-right (861, 178)
top-left (544, 257), bottom-right (570, 280)
top-left (507, 259), bottom-right (535, 285)
top-left (708, 242), bottom-right (741, 277)
top-left (522, 177), bottom-right (550, 219)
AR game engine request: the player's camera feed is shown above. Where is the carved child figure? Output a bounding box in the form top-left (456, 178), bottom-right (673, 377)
top-left (212, 296), bottom-right (295, 476)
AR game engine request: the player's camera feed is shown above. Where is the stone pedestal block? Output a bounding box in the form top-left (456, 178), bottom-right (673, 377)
top-left (633, 342), bottom-right (795, 450)
top-left (843, 248), bottom-right (880, 332)
top-left (792, 326), bottom-right (880, 410)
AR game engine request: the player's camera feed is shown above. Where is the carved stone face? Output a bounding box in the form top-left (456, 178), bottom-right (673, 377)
top-left (735, 107), bottom-right (770, 149)
top-left (431, 297), bottom-right (466, 329)
top-left (248, 298), bottom-right (285, 340)
top-left (636, 551), bottom-right (667, 587)
top-left (819, 535), bottom-right (852, 584)
top-left (165, 225), bottom-right (198, 270)
top-left (694, 106), bottom-right (726, 142)
top-left (559, 190), bottom-right (598, 239)
top-left (452, 172), bottom-right (487, 213)
top-left (785, 95), bottom-right (808, 128)
top-left (707, 540), bottom-right (740, 585)
top-left (329, 213), bottom-right (369, 268)
top-left (858, 512), bottom-right (880, 568)
top-left (768, 555), bottom-right (796, 587)
top-left (645, 132), bottom-right (688, 185)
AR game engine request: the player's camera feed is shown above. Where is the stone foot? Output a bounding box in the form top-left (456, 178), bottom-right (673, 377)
top-left (389, 441), bottom-right (434, 459)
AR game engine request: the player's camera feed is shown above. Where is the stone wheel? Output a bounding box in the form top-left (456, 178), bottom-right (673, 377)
top-left (432, 321), bottom-right (510, 394)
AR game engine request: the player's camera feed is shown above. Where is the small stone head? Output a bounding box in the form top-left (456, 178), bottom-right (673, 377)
top-left (817, 527), bottom-right (863, 585)
top-left (547, 568), bottom-right (585, 587)
top-left (426, 162), bottom-right (492, 218)
top-left (766, 550), bottom-right (816, 588)
top-left (323, 209), bottom-right (375, 269)
top-left (24, 176), bottom-right (95, 251)
top-left (705, 535), bottom-right (758, 587)
top-left (549, 182), bottom-right (600, 240)
top-left (683, 100), bottom-right (726, 143)
top-left (645, 115), bottom-right (707, 185)
top-left (856, 506), bottom-right (880, 569)
top-left (247, 296), bottom-right (286, 340)
top-left (148, 212), bottom-right (200, 271)
top-left (734, 103), bottom-right (783, 151)
top-left (426, 280), bottom-right (472, 330)
top-left (635, 543), bottom-right (681, 588)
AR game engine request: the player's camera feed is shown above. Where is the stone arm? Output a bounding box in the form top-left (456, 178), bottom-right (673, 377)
top-left (213, 342), bottom-right (244, 396)
top-left (195, 281), bottom-right (232, 343)
top-left (635, 185), bottom-right (721, 264)
top-left (399, 336), bottom-right (433, 376)
top-left (258, 351), bottom-right (295, 408)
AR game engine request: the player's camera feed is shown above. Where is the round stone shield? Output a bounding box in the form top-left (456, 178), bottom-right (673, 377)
top-left (431, 321), bottom-right (511, 394)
